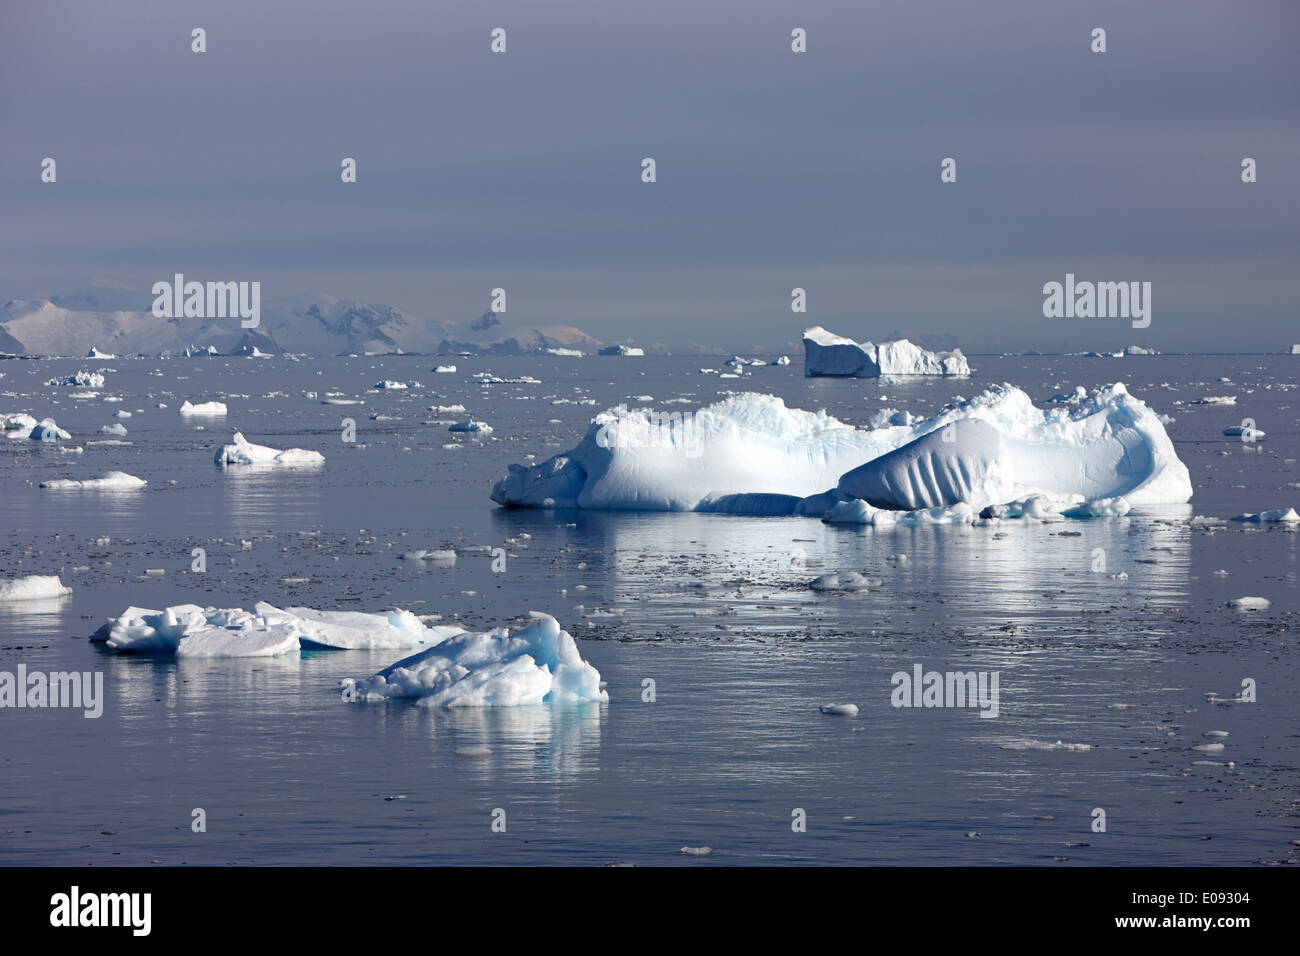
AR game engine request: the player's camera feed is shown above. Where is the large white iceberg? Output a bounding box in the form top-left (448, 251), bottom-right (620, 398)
top-left (343, 612), bottom-right (607, 707)
top-left (491, 383), bottom-right (1191, 515)
top-left (90, 602), bottom-right (454, 656)
top-left (803, 326), bottom-right (970, 378)
top-left (215, 432), bottom-right (325, 466)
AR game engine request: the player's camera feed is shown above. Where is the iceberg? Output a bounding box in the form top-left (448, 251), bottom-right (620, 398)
top-left (90, 602), bottom-right (453, 656)
top-left (449, 420), bottom-right (493, 435)
top-left (40, 471), bottom-right (147, 490)
top-left (29, 418), bottom-right (71, 441)
top-left (343, 612), bottom-right (607, 707)
top-left (0, 575), bottom-right (72, 602)
top-left (215, 432), bottom-right (325, 466)
top-left (180, 400), bottom-right (228, 416)
top-left (802, 326), bottom-right (969, 378)
top-left (491, 383), bottom-right (1192, 515)
top-left (598, 344), bottom-right (645, 356)
top-left (45, 370), bottom-right (106, 387)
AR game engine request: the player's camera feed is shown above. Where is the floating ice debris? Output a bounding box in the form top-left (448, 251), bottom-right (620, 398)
top-left (433, 365), bottom-right (457, 373)
top-left (1060, 496), bottom-right (1131, 518)
top-left (980, 494), bottom-right (1060, 520)
top-left (28, 419), bottom-right (71, 441)
top-left (819, 703), bottom-right (859, 715)
top-left (770, 355), bottom-right (791, 366)
top-left (179, 400), bottom-right (228, 416)
top-left (431, 404), bottom-right (466, 413)
top-left (99, 423), bottom-right (128, 437)
top-left (998, 739), bottom-right (1092, 752)
top-left (401, 549), bottom-right (456, 564)
top-left (342, 612), bottom-right (607, 707)
top-left (492, 384), bottom-right (1191, 515)
top-left (2, 412), bottom-right (38, 432)
top-left (1227, 596), bottom-right (1270, 610)
top-left (215, 432), bottom-right (325, 466)
top-left (1223, 425), bottom-right (1265, 439)
top-left (40, 471), bottom-right (146, 490)
top-left (0, 575), bottom-right (72, 602)
top-left (45, 370), bottom-right (105, 387)
top-left (374, 380), bottom-right (409, 389)
top-left (449, 420), bottom-right (493, 435)
top-left (91, 602), bottom-right (449, 655)
top-left (803, 326), bottom-right (970, 378)
top-left (1230, 508), bottom-right (1299, 523)
top-left (809, 573), bottom-right (882, 592)
top-left (1192, 396), bottom-right (1236, 405)
top-left (1193, 743), bottom-right (1226, 753)
top-left (679, 846), bottom-right (712, 856)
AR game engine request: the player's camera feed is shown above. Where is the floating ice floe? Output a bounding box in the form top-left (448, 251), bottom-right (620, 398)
top-left (1227, 596), bottom-right (1270, 610)
top-left (433, 365), bottom-right (457, 373)
top-left (1192, 396), bottom-right (1236, 405)
top-left (342, 612), bottom-right (607, 707)
top-left (374, 380), bottom-right (409, 389)
top-left (449, 420), bottom-right (493, 435)
top-left (0, 574), bottom-right (72, 602)
top-left (1230, 508), bottom-right (1298, 523)
top-left (2, 412), bottom-right (39, 434)
top-left (40, 471), bottom-right (146, 490)
top-left (491, 383), bottom-right (1191, 516)
top-left (401, 549), bottom-right (456, 564)
top-left (215, 432), bottom-right (325, 466)
top-left (29, 418), bottom-right (71, 441)
top-left (99, 423), bottom-right (128, 437)
top-left (771, 355), bottom-right (791, 366)
top-left (598, 345), bottom-right (645, 356)
top-left (91, 602), bottom-right (453, 656)
top-left (809, 572), bottom-right (882, 591)
top-left (1223, 425), bottom-right (1265, 439)
top-left (803, 326), bottom-right (970, 378)
top-left (819, 703), bottom-right (859, 715)
top-left (45, 370), bottom-right (105, 388)
top-left (180, 400), bottom-right (228, 416)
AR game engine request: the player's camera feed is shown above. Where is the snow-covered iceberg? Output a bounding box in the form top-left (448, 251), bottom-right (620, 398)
top-left (45, 370), bottom-right (106, 388)
top-left (40, 471), bottom-right (146, 490)
top-left (90, 602), bottom-right (455, 656)
top-left (343, 612), bottom-right (607, 707)
top-left (180, 400), bottom-right (228, 416)
top-left (803, 326), bottom-right (970, 378)
top-left (214, 432), bottom-right (325, 466)
top-left (491, 383), bottom-right (1191, 515)
top-left (0, 575), bottom-right (72, 603)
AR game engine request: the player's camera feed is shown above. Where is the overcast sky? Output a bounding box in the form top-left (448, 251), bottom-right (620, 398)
top-left (1, 0), bottom-right (1296, 352)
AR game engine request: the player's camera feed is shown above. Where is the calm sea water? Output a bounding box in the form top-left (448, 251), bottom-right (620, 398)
top-left (1, 353), bottom-right (1297, 865)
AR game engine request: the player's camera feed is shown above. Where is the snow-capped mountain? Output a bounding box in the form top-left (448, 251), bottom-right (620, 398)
top-left (0, 291), bottom-right (604, 357)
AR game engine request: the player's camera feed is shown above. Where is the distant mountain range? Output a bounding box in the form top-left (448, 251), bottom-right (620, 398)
top-left (0, 289), bottom-right (607, 357)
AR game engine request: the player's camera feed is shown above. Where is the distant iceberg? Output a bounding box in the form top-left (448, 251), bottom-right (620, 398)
top-left (491, 383), bottom-right (1191, 515)
top-left (598, 344), bottom-right (645, 356)
top-left (180, 400), bottom-right (228, 416)
top-left (802, 326), bottom-right (969, 377)
top-left (215, 432), bottom-right (324, 466)
top-left (91, 602), bottom-right (455, 656)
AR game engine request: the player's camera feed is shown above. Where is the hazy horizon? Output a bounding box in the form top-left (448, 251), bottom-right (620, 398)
top-left (2, 0), bottom-right (1296, 353)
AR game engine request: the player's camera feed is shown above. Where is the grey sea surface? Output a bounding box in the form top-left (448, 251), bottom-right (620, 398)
top-left (0, 352), bottom-right (1296, 865)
